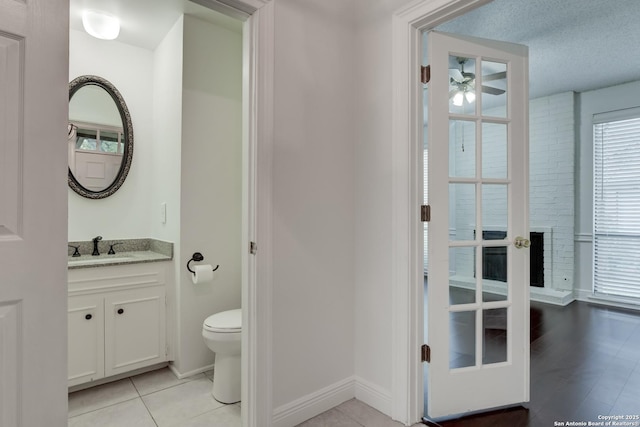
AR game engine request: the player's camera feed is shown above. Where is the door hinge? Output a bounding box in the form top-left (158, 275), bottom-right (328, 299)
top-left (421, 344), bottom-right (431, 363)
top-left (421, 205), bottom-right (431, 222)
top-left (421, 65), bottom-right (430, 84)
top-left (249, 241), bottom-right (258, 255)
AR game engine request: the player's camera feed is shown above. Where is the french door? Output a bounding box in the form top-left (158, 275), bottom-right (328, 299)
top-left (424, 31), bottom-right (530, 419)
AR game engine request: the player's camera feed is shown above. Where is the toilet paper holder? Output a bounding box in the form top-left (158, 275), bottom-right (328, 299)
top-left (187, 252), bottom-right (219, 275)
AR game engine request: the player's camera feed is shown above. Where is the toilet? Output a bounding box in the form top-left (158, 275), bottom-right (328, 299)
top-left (202, 308), bottom-right (242, 404)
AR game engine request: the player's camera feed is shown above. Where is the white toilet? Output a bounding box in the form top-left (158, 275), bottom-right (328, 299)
top-left (202, 308), bottom-right (242, 404)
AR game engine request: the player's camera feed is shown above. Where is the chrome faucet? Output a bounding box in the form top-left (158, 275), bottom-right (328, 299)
top-left (92, 236), bottom-right (103, 256)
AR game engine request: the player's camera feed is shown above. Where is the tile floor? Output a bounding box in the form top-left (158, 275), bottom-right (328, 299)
top-left (296, 399), bottom-right (424, 427)
top-left (68, 367), bottom-right (240, 427)
top-left (70, 299), bottom-right (640, 427)
top-left (68, 366), bottom-right (419, 427)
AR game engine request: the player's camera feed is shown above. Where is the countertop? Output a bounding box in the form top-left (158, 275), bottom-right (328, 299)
top-left (68, 238), bottom-right (173, 269)
top-left (68, 251), bottom-right (172, 269)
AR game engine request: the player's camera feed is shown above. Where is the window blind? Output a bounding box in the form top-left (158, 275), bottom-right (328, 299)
top-left (593, 114), bottom-right (640, 299)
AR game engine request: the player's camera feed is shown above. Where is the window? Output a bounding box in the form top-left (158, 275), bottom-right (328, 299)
top-left (593, 109), bottom-right (640, 299)
top-left (74, 123), bottom-right (125, 155)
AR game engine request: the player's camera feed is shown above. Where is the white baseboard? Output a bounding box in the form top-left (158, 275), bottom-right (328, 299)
top-left (573, 288), bottom-right (592, 303)
top-left (272, 376), bottom-right (355, 427)
top-left (271, 376), bottom-right (393, 427)
top-left (529, 287), bottom-right (574, 306)
top-left (354, 376), bottom-right (392, 417)
top-left (574, 289), bottom-right (640, 311)
top-left (451, 276), bottom-right (575, 306)
top-left (168, 362), bottom-right (215, 380)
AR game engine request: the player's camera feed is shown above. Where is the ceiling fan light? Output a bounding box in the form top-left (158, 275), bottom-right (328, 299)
top-left (452, 92), bottom-right (464, 107)
top-left (465, 91), bottom-right (476, 103)
top-left (82, 10), bottom-right (120, 40)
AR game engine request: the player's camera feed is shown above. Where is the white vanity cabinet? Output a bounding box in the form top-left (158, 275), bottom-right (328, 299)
top-left (68, 294), bottom-right (105, 385)
top-left (104, 286), bottom-right (166, 377)
top-left (68, 262), bottom-right (169, 387)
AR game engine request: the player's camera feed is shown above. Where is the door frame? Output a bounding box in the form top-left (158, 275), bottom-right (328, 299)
top-left (390, 0), bottom-right (494, 423)
top-left (234, 1), bottom-right (274, 426)
top-left (177, 1), bottom-right (274, 426)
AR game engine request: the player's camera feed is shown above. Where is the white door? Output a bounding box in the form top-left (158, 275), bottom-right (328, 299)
top-left (0, 0), bottom-right (69, 425)
top-left (425, 31), bottom-right (529, 419)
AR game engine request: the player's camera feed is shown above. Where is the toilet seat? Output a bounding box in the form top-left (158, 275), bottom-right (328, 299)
top-left (204, 309), bottom-right (241, 333)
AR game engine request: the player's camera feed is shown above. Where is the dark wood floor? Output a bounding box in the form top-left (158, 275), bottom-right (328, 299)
top-left (429, 299), bottom-right (640, 427)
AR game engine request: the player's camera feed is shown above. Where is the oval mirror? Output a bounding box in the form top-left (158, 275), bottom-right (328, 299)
top-left (68, 75), bottom-right (133, 199)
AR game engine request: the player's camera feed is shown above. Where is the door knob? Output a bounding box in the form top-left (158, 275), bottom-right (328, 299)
top-left (514, 236), bottom-right (531, 249)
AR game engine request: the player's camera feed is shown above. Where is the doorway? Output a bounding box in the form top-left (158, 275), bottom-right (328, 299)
top-left (394, 0), bottom-right (640, 424)
top-left (66, 1), bottom-right (274, 426)
top-left (421, 30), bottom-right (530, 419)
top-left (67, 6), bottom-right (245, 424)
top-left (391, 0), bottom-right (529, 424)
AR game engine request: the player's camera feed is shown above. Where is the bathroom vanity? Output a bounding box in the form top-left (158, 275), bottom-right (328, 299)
top-left (67, 240), bottom-right (172, 387)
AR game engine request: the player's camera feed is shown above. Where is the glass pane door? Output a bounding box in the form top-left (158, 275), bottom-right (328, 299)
top-left (425, 30), bottom-right (529, 420)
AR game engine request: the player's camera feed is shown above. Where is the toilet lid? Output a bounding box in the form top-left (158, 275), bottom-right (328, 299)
top-left (204, 309), bottom-right (241, 332)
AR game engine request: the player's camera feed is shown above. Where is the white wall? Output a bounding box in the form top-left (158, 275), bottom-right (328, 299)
top-left (151, 17), bottom-right (183, 245)
top-left (174, 15), bottom-right (243, 374)
top-left (68, 30), bottom-right (154, 241)
top-left (575, 80), bottom-right (640, 299)
top-left (69, 86), bottom-right (122, 127)
top-left (353, 0), bottom-right (410, 410)
top-left (151, 16), bottom-right (184, 364)
top-left (271, 0), bottom-right (357, 410)
top-left (529, 92), bottom-right (575, 290)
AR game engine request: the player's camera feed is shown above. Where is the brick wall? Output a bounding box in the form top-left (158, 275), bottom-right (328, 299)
top-left (529, 92), bottom-right (575, 290)
top-left (449, 92), bottom-right (575, 291)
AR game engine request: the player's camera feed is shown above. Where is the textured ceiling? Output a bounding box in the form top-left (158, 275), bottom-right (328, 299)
top-left (70, 0), bottom-right (640, 98)
top-left (436, 0), bottom-right (640, 99)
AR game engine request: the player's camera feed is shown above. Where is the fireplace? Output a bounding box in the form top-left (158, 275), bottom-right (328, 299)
top-left (529, 232), bottom-right (544, 287)
top-left (482, 231), bottom-right (507, 282)
top-left (479, 231), bottom-right (544, 287)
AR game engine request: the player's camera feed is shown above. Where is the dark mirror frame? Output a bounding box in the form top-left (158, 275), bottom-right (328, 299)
top-left (68, 75), bottom-right (134, 199)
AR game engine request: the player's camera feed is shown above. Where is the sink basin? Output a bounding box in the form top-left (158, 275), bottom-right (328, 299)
top-left (68, 256), bottom-right (133, 266)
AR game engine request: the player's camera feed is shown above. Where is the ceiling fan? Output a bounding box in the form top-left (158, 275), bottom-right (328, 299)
top-left (449, 57), bottom-right (506, 106)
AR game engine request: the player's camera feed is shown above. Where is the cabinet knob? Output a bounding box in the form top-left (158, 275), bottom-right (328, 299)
top-left (85, 314), bottom-right (92, 320)
top-left (117, 308), bottom-right (124, 315)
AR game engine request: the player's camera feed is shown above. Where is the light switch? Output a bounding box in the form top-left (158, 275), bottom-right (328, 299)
top-left (160, 202), bottom-right (167, 224)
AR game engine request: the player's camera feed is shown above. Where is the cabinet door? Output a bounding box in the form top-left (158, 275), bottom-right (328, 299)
top-left (104, 287), bottom-right (166, 377)
top-left (68, 294), bottom-right (104, 386)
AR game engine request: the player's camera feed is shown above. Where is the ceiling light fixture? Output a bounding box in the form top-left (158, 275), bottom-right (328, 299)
top-left (452, 86), bottom-right (475, 107)
top-left (464, 91), bottom-right (475, 104)
top-left (82, 10), bottom-right (120, 40)
top-left (452, 91), bottom-right (464, 107)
